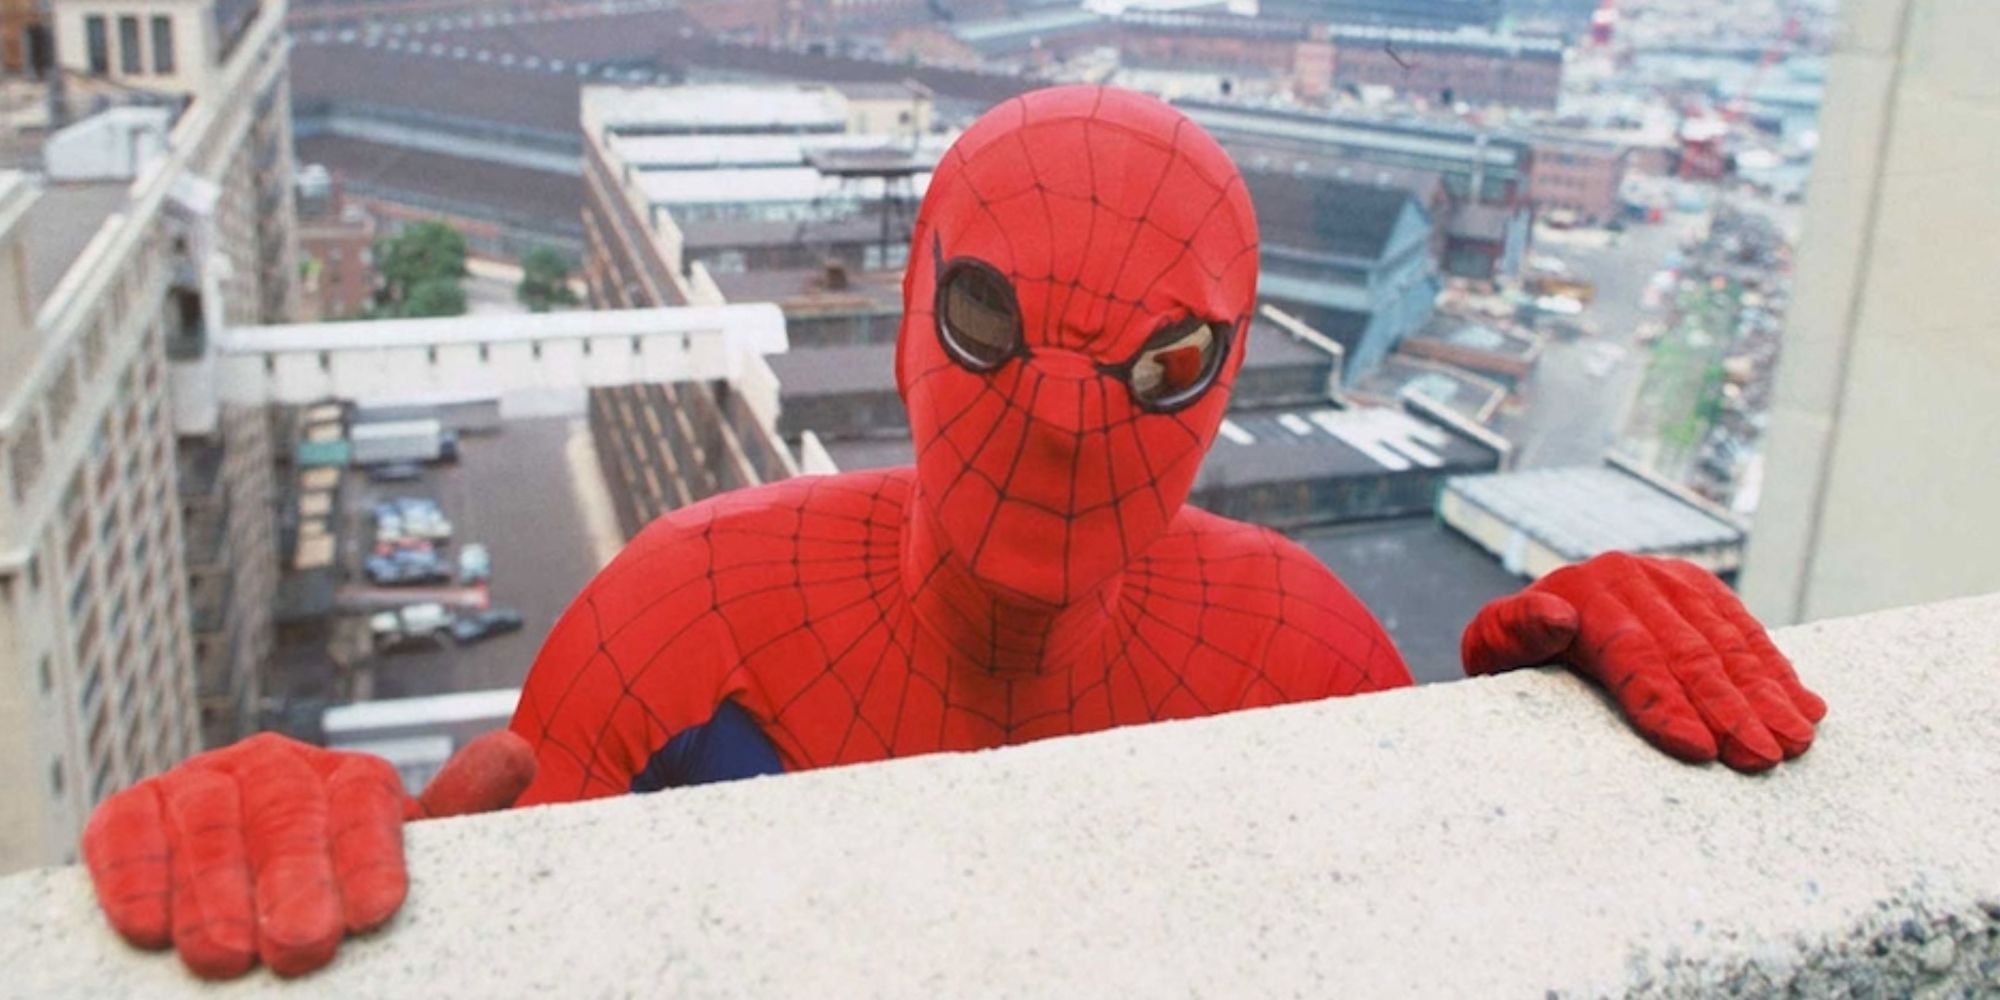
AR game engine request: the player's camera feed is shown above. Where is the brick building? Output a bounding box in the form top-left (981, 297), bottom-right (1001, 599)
top-left (1326, 24), bottom-right (1565, 110)
top-left (294, 165), bottom-right (376, 321)
top-left (1526, 136), bottom-right (1630, 223)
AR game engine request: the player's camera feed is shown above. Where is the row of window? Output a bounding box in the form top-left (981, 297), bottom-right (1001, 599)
top-left (83, 13), bottom-right (174, 76)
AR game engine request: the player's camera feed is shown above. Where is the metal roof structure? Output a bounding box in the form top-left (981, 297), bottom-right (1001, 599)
top-left (587, 84), bottom-right (849, 133)
top-left (1443, 466), bottom-right (1745, 561)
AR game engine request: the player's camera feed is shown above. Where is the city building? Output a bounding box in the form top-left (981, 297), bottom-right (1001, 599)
top-left (1440, 459), bottom-right (1749, 580)
top-left (1323, 24), bottom-right (1564, 110)
top-left (579, 82), bottom-right (941, 311)
top-left (1526, 135), bottom-right (1630, 223)
top-left (1740, 0), bottom-right (2000, 625)
top-left (576, 82), bottom-right (945, 526)
top-left (1244, 170), bottom-right (1439, 381)
top-left (1183, 100), bottom-right (1535, 279)
top-left (1256, 0), bottom-right (1501, 31)
top-left (294, 164), bottom-right (377, 321)
top-left (1, 0), bottom-right (45, 75)
top-left (0, 0), bottom-right (295, 872)
top-left (287, 5), bottom-right (1031, 263)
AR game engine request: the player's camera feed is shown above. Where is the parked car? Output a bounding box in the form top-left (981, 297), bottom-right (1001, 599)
top-left (370, 602), bottom-right (453, 650)
top-left (450, 608), bottom-right (523, 645)
top-left (457, 543), bottom-right (491, 585)
top-left (390, 497), bottom-right (453, 542)
top-left (364, 548), bottom-right (451, 586)
top-left (367, 462), bottom-right (424, 483)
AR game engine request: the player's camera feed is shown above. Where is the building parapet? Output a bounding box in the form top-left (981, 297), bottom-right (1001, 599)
top-left (5, 593), bottom-right (1998, 994)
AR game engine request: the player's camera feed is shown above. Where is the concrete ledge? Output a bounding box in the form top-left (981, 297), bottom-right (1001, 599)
top-left (5, 595), bottom-right (2000, 997)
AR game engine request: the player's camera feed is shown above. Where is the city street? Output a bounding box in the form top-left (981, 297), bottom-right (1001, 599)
top-left (1497, 219), bottom-right (1690, 470)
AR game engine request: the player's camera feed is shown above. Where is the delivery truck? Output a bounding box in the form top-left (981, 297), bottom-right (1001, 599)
top-left (349, 418), bottom-right (458, 466)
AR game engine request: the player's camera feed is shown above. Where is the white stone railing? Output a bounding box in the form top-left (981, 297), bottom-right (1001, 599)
top-left (3, 593), bottom-right (1998, 997)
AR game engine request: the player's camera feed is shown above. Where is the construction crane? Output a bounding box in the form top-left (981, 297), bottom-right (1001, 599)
top-left (1676, 3), bottom-right (1804, 180)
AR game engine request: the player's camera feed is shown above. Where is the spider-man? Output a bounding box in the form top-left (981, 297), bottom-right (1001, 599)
top-left (81, 86), bottom-right (1825, 979)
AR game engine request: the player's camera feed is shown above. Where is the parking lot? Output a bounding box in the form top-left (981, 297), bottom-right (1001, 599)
top-left (268, 416), bottom-right (611, 710)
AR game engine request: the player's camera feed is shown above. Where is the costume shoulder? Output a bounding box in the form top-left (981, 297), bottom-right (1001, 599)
top-left (1150, 505), bottom-right (1413, 697)
top-left (509, 469), bottom-right (911, 803)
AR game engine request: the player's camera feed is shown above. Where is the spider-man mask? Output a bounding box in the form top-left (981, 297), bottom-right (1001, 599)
top-left (897, 86), bottom-right (1260, 609)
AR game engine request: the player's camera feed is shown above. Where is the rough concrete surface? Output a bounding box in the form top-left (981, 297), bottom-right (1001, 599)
top-left (3, 594), bottom-right (1998, 998)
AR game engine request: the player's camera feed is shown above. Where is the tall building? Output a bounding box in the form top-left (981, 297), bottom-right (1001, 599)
top-left (0, 0), bottom-right (295, 872)
top-left (1740, 0), bottom-right (2000, 625)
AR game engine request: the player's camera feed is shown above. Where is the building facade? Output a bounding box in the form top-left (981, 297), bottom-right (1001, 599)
top-left (1183, 100), bottom-right (1535, 279)
top-left (0, 0), bottom-right (294, 872)
top-left (1245, 171), bottom-right (1440, 381)
top-left (1740, 0), bottom-right (2000, 625)
top-left (1527, 136), bottom-right (1630, 223)
top-left (295, 165), bottom-right (377, 321)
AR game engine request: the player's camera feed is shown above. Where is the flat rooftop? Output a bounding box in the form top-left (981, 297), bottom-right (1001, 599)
top-left (635, 168), bottom-right (933, 208)
top-left (711, 266), bottom-right (906, 313)
top-left (21, 180), bottom-right (126, 311)
top-left (587, 83), bottom-right (848, 133)
top-left (1444, 465), bottom-right (1745, 561)
top-left (681, 213), bottom-right (897, 252)
top-left (295, 136), bottom-right (583, 229)
top-left (1201, 404), bottom-right (1496, 486)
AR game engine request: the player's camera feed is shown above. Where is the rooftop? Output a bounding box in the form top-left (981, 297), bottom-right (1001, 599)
top-left (7, 592), bottom-right (1998, 995)
top-left (1445, 464), bottom-right (1745, 561)
top-left (1179, 101), bottom-right (1534, 170)
top-left (294, 136), bottom-right (583, 228)
top-left (710, 265), bottom-right (906, 312)
top-left (587, 83), bottom-right (849, 133)
top-left (1244, 170), bottom-right (1417, 262)
top-left (681, 213), bottom-right (901, 252)
top-left (634, 167), bottom-right (933, 209)
top-left (293, 43), bottom-right (584, 135)
top-left (20, 180), bottom-right (127, 311)
top-left (1199, 403), bottom-right (1496, 485)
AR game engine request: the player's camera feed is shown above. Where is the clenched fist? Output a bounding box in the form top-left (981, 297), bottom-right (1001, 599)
top-left (82, 730), bottom-right (535, 979)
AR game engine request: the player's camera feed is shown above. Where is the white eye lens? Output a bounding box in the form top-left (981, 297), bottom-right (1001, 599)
top-left (1129, 321), bottom-right (1221, 407)
top-left (938, 264), bottom-right (1019, 370)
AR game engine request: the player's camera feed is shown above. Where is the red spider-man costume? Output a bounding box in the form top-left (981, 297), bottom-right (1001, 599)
top-left (81, 86), bottom-right (1826, 980)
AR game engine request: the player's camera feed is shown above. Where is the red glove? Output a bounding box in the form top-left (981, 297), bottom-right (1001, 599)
top-left (1461, 552), bottom-right (1827, 772)
top-left (81, 730), bottom-right (535, 980)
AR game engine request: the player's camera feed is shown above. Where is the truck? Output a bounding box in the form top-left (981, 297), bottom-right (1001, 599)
top-left (349, 419), bottom-right (459, 466)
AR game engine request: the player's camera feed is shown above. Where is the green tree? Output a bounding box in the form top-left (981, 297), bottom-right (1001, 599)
top-left (401, 278), bottom-right (468, 318)
top-left (374, 220), bottom-right (468, 318)
top-left (516, 245), bottom-right (580, 313)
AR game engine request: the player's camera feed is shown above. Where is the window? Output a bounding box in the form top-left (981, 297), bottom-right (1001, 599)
top-left (118, 16), bottom-right (140, 74)
top-left (150, 15), bottom-right (173, 74)
top-left (85, 15), bottom-right (108, 73)
top-left (50, 761), bottom-right (64, 797)
top-left (38, 656), bottom-right (52, 694)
